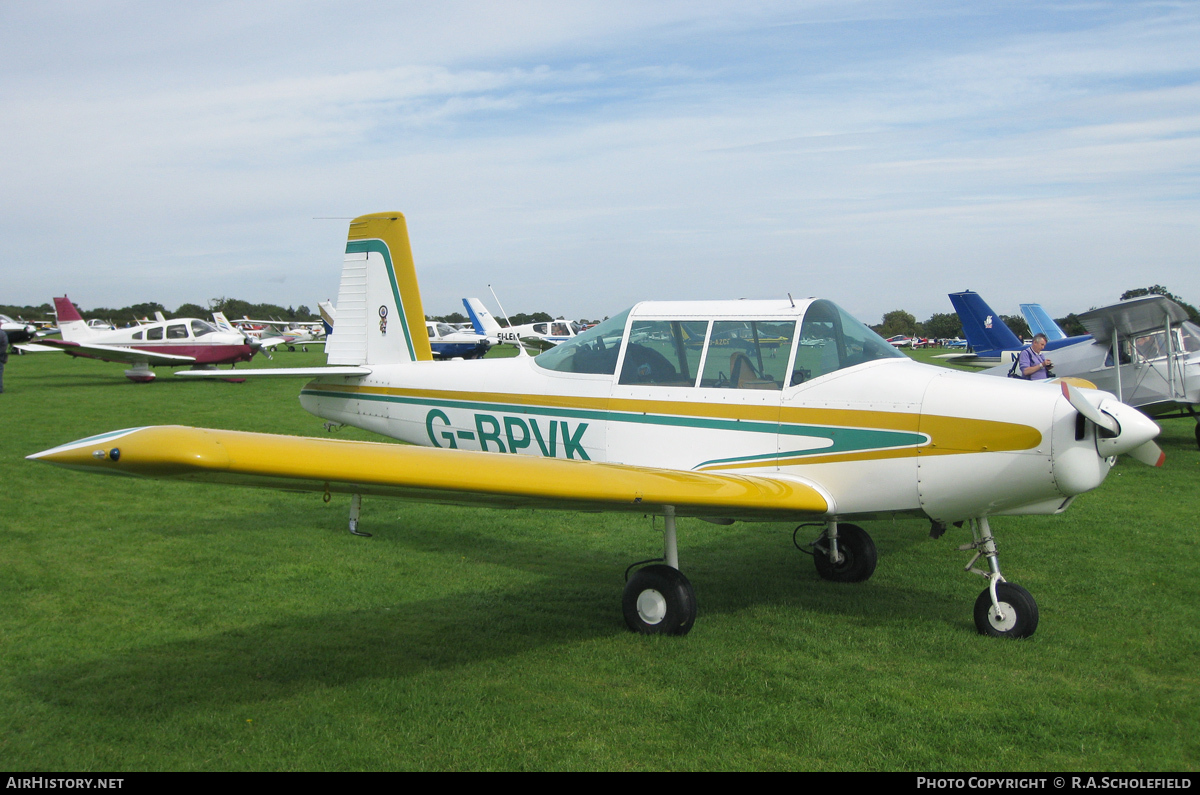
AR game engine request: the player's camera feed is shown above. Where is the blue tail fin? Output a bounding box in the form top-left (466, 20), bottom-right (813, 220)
top-left (947, 291), bottom-right (1023, 356)
top-left (1019, 304), bottom-right (1066, 341)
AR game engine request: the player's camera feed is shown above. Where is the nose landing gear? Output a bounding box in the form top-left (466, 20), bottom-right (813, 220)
top-left (961, 517), bottom-right (1038, 638)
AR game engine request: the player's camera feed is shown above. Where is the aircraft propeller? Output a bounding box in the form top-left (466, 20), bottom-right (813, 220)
top-left (1060, 381), bottom-right (1164, 467)
top-left (243, 331), bottom-right (274, 360)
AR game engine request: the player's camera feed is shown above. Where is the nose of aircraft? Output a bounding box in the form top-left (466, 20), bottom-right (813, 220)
top-left (1060, 381), bottom-right (1164, 466)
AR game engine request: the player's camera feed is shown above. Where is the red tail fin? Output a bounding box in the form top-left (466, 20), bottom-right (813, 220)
top-left (54, 295), bottom-right (84, 323)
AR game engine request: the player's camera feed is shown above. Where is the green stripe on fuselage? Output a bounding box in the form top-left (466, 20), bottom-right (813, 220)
top-left (299, 387), bottom-right (929, 465)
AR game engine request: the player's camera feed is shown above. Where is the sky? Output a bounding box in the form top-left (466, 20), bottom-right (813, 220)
top-left (2, 0), bottom-right (1198, 325)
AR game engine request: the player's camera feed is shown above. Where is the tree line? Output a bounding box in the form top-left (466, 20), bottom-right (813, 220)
top-left (7, 285), bottom-right (1193, 337)
top-left (1, 298), bottom-right (319, 325)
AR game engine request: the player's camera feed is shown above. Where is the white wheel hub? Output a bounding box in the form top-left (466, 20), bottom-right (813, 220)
top-left (988, 601), bottom-right (1017, 632)
top-left (636, 588), bottom-right (667, 625)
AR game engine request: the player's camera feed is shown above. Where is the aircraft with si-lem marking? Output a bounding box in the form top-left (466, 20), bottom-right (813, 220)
top-left (463, 296), bottom-right (581, 352)
top-left (28, 213), bottom-right (1165, 639)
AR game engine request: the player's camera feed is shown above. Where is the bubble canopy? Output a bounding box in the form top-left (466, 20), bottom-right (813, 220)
top-left (534, 300), bottom-right (902, 389)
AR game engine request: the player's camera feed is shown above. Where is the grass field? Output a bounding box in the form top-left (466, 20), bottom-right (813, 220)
top-left (1, 348), bottom-right (1197, 771)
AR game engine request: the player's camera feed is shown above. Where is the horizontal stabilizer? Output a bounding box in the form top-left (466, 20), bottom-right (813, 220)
top-left (14, 343), bottom-right (65, 353)
top-left (176, 366), bottom-right (371, 379)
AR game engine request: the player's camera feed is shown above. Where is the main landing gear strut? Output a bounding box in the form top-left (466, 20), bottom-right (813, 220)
top-left (806, 520), bottom-right (878, 583)
top-left (622, 506), bottom-right (698, 636)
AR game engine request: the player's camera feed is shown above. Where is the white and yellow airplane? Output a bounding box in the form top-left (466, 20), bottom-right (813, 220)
top-left (28, 213), bottom-right (1165, 639)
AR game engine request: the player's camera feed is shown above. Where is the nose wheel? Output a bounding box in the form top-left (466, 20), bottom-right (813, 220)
top-left (961, 517), bottom-right (1039, 639)
top-left (974, 581), bottom-right (1039, 638)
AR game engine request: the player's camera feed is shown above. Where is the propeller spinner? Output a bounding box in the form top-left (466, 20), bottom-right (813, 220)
top-left (1060, 381), bottom-right (1164, 467)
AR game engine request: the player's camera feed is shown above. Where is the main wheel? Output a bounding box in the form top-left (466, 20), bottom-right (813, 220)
top-left (813, 524), bottom-right (877, 583)
top-left (622, 564), bottom-right (697, 636)
top-left (974, 582), bottom-right (1039, 639)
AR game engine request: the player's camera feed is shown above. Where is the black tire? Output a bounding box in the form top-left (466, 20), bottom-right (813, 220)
top-left (974, 582), bottom-right (1039, 639)
top-left (813, 524), bottom-right (878, 583)
top-left (622, 564), bottom-right (697, 636)
top-left (1194, 422), bottom-right (1199, 450)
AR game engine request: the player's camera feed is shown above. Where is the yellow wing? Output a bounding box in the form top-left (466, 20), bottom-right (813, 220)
top-left (28, 426), bottom-right (828, 520)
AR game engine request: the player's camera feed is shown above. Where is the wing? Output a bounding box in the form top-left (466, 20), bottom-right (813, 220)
top-left (1078, 295), bottom-right (1190, 345)
top-left (28, 426), bottom-right (829, 521)
top-left (176, 366), bottom-right (371, 378)
top-left (34, 339), bottom-right (196, 366)
top-left (931, 352), bottom-right (998, 367)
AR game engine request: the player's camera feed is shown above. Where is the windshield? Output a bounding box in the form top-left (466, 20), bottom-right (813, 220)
top-left (793, 300), bottom-right (904, 384)
top-left (191, 320), bottom-right (217, 337)
top-left (535, 309), bottom-right (631, 375)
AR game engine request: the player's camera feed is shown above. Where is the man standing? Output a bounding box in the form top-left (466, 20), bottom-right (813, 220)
top-left (1018, 333), bottom-right (1053, 380)
top-left (0, 326), bottom-right (8, 393)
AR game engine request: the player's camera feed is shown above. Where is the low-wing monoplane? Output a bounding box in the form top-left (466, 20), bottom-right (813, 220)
top-left (22, 296), bottom-right (262, 381)
top-left (463, 297), bottom-right (580, 351)
top-left (943, 290), bottom-right (1092, 366)
top-left (29, 214), bottom-right (1165, 639)
top-left (322, 299), bottom-right (489, 359)
top-left (955, 293), bottom-right (1200, 446)
top-left (1, 314), bottom-right (40, 346)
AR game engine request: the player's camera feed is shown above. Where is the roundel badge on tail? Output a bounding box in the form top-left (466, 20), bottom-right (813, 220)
top-left (378, 305), bottom-right (388, 335)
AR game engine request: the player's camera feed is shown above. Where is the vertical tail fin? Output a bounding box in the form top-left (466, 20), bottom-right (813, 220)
top-left (1019, 303), bottom-right (1067, 342)
top-left (211, 312), bottom-right (237, 334)
top-left (317, 301), bottom-right (336, 337)
top-left (53, 296), bottom-right (92, 342)
top-left (325, 212), bottom-right (433, 365)
top-left (947, 291), bottom-right (1023, 355)
top-left (463, 297), bottom-right (503, 337)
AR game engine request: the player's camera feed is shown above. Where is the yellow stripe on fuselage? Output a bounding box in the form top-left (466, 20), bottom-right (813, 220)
top-left (304, 382), bottom-right (1043, 466)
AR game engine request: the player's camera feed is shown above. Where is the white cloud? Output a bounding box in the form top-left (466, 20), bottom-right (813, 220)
top-left (1, 1), bottom-right (1198, 323)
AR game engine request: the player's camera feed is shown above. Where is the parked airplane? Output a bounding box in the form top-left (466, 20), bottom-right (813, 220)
top-left (318, 301), bottom-right (336, 337)
top-left (22, 295), bottom-right (262, 381)
top-left (945, 291), bottom-right (1091, 365)
top-left (229, 317), bottom-right (327, 352)
top-left (425, 320), bottom-right (492, 359)
top-left (29, 213), bottom-right (1164, 640)
top-left (954, 292), bottom-right (1200, 446)
top-left (1, 314), bottom-right (40, 346)
top-left (1020, 304), bottom-right (1068, 342)
top-left (464, 297), bottom-right (580, 351)
top-left (321, 299), bottom-right (488, 359)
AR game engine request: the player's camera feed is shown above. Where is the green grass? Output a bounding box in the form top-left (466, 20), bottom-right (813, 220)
top-left (1, 349), bottom-right (1197, 771)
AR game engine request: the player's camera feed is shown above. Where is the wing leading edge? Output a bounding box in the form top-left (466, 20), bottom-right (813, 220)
top-left (28, 426), bottom-right (829, 520)
top-left (33, 339), bottom-right (197, 366)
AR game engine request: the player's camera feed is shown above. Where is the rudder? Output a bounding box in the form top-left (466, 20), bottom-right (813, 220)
top-left (53, 295), bottom-right (92, 342)
top-left (948, 291), bottom-right (1023, 355)
top-left (326, 213), bottom-right (433, 365)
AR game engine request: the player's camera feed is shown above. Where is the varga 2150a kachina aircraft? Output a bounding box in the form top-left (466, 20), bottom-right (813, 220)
top-left (29, 213), bottom-right (1165, 639)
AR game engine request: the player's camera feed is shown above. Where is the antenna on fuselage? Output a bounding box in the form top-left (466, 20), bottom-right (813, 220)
top-left (488, 284), bottom-right (513, 328)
